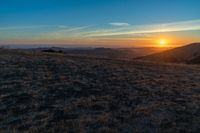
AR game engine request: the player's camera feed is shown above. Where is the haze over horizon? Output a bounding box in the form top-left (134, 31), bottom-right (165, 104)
top-left (0, 0), bottom-right (200, 48)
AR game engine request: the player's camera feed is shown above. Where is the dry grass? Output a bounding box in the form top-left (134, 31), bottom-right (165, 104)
top-left (0, 49), bottom-right (200, 132)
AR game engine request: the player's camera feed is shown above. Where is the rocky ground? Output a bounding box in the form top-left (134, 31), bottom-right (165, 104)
top-left (0, 49), bottom-right (200, 133)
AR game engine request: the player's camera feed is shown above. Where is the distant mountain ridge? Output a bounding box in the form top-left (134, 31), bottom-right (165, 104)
top-left (138, 43), bottom-right (200, 64)
top-left (31, 47), bottom-right (169, 59)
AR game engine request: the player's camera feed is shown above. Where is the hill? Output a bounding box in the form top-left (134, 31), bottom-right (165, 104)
top-left (32, 47), bottom-right (169, 59)
top-left (137, 43), bottom-right (200, 64)
top-left (0, 49), bottom-right (200, 132)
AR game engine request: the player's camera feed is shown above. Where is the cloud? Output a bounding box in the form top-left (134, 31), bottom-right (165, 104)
top-left (0, 25), bottom-right (50, 30)
top-left (38, 26), bottom-right (91, 39)
top-left (109, 22), bottom-right (130, 27)
top-left (0, 25), bottom-right (92, 42)
top-left (88, 19), bottom-right (200, 37)
top-left (60, 26), bottom-right (90, 32)
top-left (1, 19), bottom-right (200, 42)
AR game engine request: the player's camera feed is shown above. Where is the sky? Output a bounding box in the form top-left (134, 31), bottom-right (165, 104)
top-left (0, 0), bottom-right (200, 48)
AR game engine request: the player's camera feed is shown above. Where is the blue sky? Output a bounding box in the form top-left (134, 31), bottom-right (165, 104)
top-left (0, 0), bottom-right (200, 47)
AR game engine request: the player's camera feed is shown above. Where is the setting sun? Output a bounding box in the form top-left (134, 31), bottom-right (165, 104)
top-left (157, 39), bottom-right (169, 47)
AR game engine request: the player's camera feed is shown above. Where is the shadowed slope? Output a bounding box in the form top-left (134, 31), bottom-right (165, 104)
top-left (138, 43), bottom-right (200, 63)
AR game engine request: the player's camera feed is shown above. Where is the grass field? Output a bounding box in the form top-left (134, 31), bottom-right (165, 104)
top-left (0, 49), bottom-right (200, 132)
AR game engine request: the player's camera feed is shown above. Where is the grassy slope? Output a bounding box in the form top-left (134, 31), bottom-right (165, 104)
top-left (138, 43), bottom-right (200, 63)
top-left (0, 49), bottom-right (200, 132)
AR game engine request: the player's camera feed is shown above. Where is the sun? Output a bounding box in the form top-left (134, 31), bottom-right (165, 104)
top-left (157, 38), bottom-right (169, 47)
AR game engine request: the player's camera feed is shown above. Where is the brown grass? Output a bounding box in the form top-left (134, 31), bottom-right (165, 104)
top-left (0, 49), bottom-right (200, 132)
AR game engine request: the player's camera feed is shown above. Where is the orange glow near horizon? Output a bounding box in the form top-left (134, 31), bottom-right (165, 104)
top-left (1, 36), bottom-right (197, 48)
top-left (156, 38), bottom-right (170, 48)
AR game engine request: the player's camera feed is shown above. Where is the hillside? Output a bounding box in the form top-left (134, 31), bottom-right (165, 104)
top-left (32, 47), bottom-right (169, 59)
top-left (138, 43), bottom-right (200, 63)
top-left (0, 49), bottom-right (200, 132)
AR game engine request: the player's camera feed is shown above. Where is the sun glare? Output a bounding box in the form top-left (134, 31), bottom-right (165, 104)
top-left (157, 39), bottom-right (169, 47)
